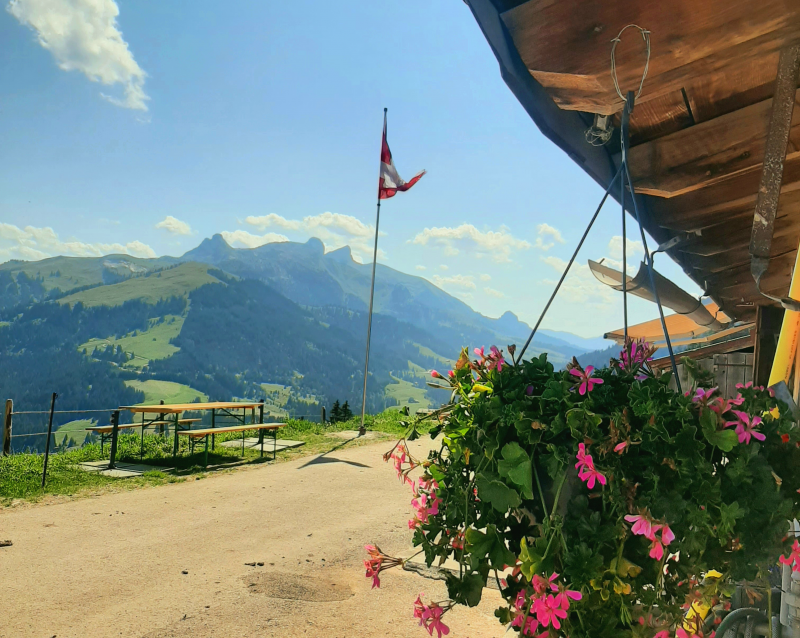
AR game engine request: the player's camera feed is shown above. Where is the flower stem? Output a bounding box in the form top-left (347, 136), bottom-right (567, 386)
top-left (533, 456), bottom-right (550, 533)
top-left (549, 470), bottom-right (567, 524)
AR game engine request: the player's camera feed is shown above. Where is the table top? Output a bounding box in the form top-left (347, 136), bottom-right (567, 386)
top-left (119, 401), bottom-right (265, 414)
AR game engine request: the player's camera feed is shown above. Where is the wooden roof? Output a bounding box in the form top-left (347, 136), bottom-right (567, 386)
top-left (467, 0), bottom-right (800, 321)
top-left (121, 401), bottom-right (264, 414)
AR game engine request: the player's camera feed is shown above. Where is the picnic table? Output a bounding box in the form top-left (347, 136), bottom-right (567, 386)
top-left (98, 401), bottom-right (285, 468)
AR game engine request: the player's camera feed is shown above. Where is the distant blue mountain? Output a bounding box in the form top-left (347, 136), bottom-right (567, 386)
top-left (538, 329), bottom-right (612, 354)
top-left (181, 235), bottom-right (600, 365)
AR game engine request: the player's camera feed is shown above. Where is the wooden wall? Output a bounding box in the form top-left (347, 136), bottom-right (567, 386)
top-left (666, 353), bottom-right (754, 397)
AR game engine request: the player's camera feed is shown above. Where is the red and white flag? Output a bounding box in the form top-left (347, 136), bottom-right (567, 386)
top-left (379, 119), bottom-right (425, 200)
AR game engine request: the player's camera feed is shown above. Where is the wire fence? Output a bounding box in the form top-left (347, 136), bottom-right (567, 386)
top-left (2, 400), bottom-right (327, 456)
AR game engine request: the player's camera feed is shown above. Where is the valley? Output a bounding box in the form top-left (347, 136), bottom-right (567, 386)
top-left (0, 236), bottom-right (610, 451)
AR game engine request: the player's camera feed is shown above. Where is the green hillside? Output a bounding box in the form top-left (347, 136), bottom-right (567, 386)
top-left (59, 263), bottom-right (221, 307)
top-left (80, 315), bottom-right (184, 369)
top-left (0, 254), bottom-right (175, 293)
top-left (124, 379), bottom-right (208, 404)
top-left (54, 419), bottom-right (95, 446)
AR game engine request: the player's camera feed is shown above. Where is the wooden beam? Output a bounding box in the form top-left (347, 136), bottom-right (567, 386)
top-left (501, 0), bottom-right (800, 114)
top-left (716, 250), bottom-right (798, 298)
top-left (626, 88), bottom-right (800, 198)
top-left (649, 331), bottom-right (755, 370)
top-left (682, 234), bottom-right (800, 274)
top-left (652, 181), bottom-right (800, 232)
top-left (750, 46), bottom-right (800, 285)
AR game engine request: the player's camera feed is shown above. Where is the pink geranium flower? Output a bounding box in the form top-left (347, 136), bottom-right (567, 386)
top-left (423, 605), bottom-right (450, 638)
top-left (692, 387), bottom-right (717, 404)
top-left (534, 594), bottom-right (568, 630)
top-left (709, 394), bottom-right (744, 415)
top-left (575, 443), bottom-right (592, 474)
top-left (614, 441), bottom-right (628, 454)
top-left (575, 443), bottom-right (606, 489)
top-left (624, 513), bottom-right (654, 539)
top-left (648, 524), bottom-right (675, 561)
top-left (780, 539), bottom-right (800, 573)
top-left (531, 572), bottom-right (559, 595)
top-left (569, 365), bottom-right (604, 395)
top-left (579, 465), bottom-right (607, 490)
top-left (727, 411), bottom-right (765, 444)
top-left (486, 346), bottom-right (505, 372)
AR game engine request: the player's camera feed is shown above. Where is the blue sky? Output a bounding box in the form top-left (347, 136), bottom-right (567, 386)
top-left (0, 0), bottom-right (701, 337)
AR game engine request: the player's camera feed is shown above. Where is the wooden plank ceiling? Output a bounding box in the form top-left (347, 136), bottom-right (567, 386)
top-left (497, 0), bottom-right (800, 321)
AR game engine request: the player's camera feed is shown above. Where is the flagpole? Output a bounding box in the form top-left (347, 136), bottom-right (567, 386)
top-left (359, 108), bottom-right (387, 436)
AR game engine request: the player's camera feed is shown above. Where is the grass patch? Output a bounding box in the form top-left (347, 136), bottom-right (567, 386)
top-left (0, 410), bottom-right (421, 505)
top-left (59, 262), bottom-right (220, 307)
top-left (384, 374), bottom-right (431, 413)
top-left (80, 315), bottom-right (184, 369)
top-left (415, 344), bottom-right (455, 368)
top-left (54, 419), bottom-right (96, 446)
top-left (124, 379), bottom-right (208, 405)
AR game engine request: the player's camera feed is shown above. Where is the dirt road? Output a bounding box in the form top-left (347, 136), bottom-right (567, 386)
top-left (0, 438), bottom-right (504, 637)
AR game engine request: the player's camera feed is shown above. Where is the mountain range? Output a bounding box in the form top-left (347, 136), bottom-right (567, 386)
top-left (0, 235), bottom-right (611, 449)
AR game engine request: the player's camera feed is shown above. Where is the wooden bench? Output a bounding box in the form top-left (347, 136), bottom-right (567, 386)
top-left (87, 421), bottom-right (172, 456)
top-left (176, 423), bottom-right (286, 465)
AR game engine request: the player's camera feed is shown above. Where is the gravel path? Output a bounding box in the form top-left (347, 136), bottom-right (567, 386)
top-left (0, 438), bottom-right (504, 637)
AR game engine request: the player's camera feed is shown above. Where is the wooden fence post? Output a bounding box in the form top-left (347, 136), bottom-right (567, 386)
top-left (41, 393), bottom-right (58, 488)
top-left (108, 410), bottom-right (120, 470)
top-left (321, 406), bottom-right (326, 424)
top-left (2, 399), bottom-right (12, 456)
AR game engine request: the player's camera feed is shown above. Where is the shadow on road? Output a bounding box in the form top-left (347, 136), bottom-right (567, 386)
top-left (297, 434), bottom-right (372, 469)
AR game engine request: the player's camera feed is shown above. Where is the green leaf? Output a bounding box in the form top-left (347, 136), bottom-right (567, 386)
top-left (476, 472), bottom-right (521, 512)
top-left (718, 501), bottom-right (746, 543)
top-left (497, 442), bottom-right (534, 500)
top-left (445, 571), bottom-right (485, 607)
top-left (465, 525), bottom-right (515, 571)
top-left (704, 428), bottom-right (738, 452)
top-left (518, 537), bottom-right (544, 581)
top-left (699, 408), bottom-right (718, 435)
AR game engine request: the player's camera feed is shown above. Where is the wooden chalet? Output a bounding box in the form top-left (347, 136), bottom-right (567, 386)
top-left (465, 0), bottom-right (800, 384)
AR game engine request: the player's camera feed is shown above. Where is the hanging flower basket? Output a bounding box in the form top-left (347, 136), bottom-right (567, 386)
top-left (367, 340), bottom-right (800, 638)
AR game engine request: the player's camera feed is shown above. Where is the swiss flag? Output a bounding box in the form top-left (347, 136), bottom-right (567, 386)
top-left (379, 119), bottom-right (425, 200)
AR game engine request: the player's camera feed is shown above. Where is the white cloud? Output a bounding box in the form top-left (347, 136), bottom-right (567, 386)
top-left (220, 230), bottom-right (289, 249)
top-left (244, 213), bottom-right (301, 231)
top-left (0, 222), bottom-right (156, 260)
top-left (534, 223), bottom-right (566, 251)
top-left (242, 211), bottom-right (380, 262)
top-left (540, 255), bottom-right (616, 307)
top-left (155, 215), bottom-right (193, 236)
top-left (607, 236), bottom-right (644, 260)
top-left (439, 264), bottom-right (449, 271)
top-left (8, 0), bottom-right (150, 111)
top-left (411, 224), bottom-right (530, 263)
top-left (431, 274), bottom-right (476, 291)
top-left (479, 274), bottom-right (491, 282)
top-left (484, 287), bottom-right (505, 298)
top-left (415, 265), bottom-right (426, 271)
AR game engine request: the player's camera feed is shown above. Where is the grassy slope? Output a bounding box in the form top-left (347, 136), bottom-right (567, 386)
top-left (54, 419), bottom-right (96, 446)
top-left (0, 254), bottom-right (174, 292)
top-left (80, 315), bottom-right (185, 368)
top-left (59, 263), bottom-right (220, 307)
top-left (0, 410), bottom-right (414, 504)
top-left (124, 379), bottom-right (208, 404)
top-left (384, 374), bottom-right (431, 413)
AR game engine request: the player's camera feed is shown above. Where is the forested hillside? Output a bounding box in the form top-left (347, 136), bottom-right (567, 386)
top-left (0, 237), bottom-right (608, 452)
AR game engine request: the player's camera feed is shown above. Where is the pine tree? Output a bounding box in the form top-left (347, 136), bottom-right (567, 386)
top-left (330, 400), bottom-right (342, 423)
top-left (341, 401), bottom-right (353, 421)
